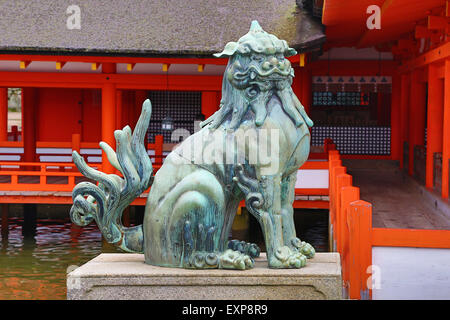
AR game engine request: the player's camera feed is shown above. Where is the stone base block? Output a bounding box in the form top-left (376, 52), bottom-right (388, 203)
top-left (67, 252), bottom-right (342, 300)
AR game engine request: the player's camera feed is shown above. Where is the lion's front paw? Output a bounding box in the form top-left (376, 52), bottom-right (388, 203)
top-left (268, 246), bottom-right (307, 269)
top-left (291, 238), bottom-right (315, 259)
top-left (219, 249), bottom-right (254, 270)
top-left (228, 239), bottom-right (261, 258)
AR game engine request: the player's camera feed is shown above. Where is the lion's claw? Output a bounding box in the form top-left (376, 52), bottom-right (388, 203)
top-left (291, 237), bottom-right (315, 259)
top-left (228, 239), bottom-right (261, 258)
top-left (219, 249), bottom-right (254, 270)
top-left (269, 246), bottom-right (307, 269)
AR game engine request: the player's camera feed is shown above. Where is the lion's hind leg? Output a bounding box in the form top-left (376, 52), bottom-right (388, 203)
top-left (154, 169), bottom-right (254, 270)
top-left (182, 220), bottom-right (254, 270)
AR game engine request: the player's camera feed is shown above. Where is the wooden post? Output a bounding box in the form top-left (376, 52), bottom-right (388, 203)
top-left (336, 174), bottom-right (353, 253)
top-left (330, 165), bottom-right (346, 251)
top-left (11, 125), bottom-right (18, 141)
top-left (116, 89), bottom-right (123, 130)
top-left (1, 204), bottom-right (8, 239)
top-left (328, 153), bottom-right (341, 252)
top-left (22, 87), bottom-right (38, 164)
top-left (201, 91), bottom-right (219, 119)
top-left (292, 66), bottom-right (303, 102)
top-left (399, 74), bottom-right (410, 169)
top-left (22, 203), bottom-right (37, 238)
top-left (101, 83), bottom-right (116, 174)
top-left (154, 135), bottom-right (164, 166)
top-left (426, 63), bottom-right (444, 189)
top-left (408, 69), bottom-right (426, 176)
top-left (71, 133), bottom-right (81, 154)
top-left (442, 59), bottom-right (450, 199)
top-left (400, 73), bottom-right (411, 169)
top-left (348, 200), bottom-right (373, 300)
top-left (340, 186), bottom-right (360, 293)
top-left (0, 88), bottom-right (7, 142)
top-left (390, 74), bottom-right (401, 161)
top-left (301, 67), bottom-right (312, 115)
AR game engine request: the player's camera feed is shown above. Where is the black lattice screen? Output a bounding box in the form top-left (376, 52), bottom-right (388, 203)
top-left (146, 91), bottom-right (202, 143)
top-left (311, 126), bottom-right (391, 155)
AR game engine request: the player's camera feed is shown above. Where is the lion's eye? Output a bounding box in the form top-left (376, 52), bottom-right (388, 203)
top-left (252, 54), bottom-right (264, 62)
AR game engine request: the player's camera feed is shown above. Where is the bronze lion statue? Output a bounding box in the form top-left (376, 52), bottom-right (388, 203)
top-left (70, 21), bottom-right (315, 270)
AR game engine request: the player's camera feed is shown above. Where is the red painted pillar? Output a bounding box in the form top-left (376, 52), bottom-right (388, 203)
top-left (0, 88), bottom-right (7, 142)
top-left (201, 91), bottom-right (219, 119)
top-left (425, 63), bottom-right (444, 189)
top-left (101, 83), bottom-right (116, 174)
top-left (22, 87), bottom-right (37, 163)
top-left (390, 74), bottom-right (401, 161)
top-left (408, 69), bottom-right (426, 176)
top-left (442, 59), bottom-right (450, 199)
top-left (116, 90), bottom-right (123, 130)
top-left (134, 90), bottom-right (148, 128)
top-left (292, 66), bottom-right (303, 103)
top-left (399, 74), bottom-right (410, 169)
top-left (101, 63), bottom-right (117, 174)
top-left (300, 67), bottom-right (312, 115)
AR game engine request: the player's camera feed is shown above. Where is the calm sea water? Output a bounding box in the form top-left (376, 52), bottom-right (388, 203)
top-left (0, 218), bottom-right (118, 300)
top-left (0, 210), bottom-right (328, 300)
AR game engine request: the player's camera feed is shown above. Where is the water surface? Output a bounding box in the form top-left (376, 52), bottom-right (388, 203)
top-left (0, 218), bottom-right (117, 300)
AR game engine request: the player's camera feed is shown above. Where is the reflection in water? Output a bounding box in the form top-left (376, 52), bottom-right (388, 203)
top-left (0, 210), bottom-right (329, 300)
top-left (0, 218), bottom-right (118, 300)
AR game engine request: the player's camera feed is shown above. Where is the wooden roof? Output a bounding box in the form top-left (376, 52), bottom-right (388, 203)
top-left (0, 0), bottom-right (325, 57)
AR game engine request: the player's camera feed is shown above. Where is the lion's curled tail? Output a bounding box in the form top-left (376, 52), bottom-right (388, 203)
top-left (69, 99), bottom-right (153, 253)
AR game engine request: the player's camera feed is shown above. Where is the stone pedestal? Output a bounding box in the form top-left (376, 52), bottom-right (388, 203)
top-left (67, 252), bottom-right (342, 300)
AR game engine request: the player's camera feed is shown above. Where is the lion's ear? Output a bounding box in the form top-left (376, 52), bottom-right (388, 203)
top-left (285, 48), bottom-right (297, 57)
top-left (214, 41), bottom-right (239, 57)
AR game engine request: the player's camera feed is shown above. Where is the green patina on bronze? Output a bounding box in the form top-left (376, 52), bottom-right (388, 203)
top-left (70, 21), bottom-right (315, 270)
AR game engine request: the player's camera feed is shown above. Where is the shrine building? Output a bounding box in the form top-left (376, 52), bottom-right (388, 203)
top-left (0, 0), bottom-right (449, 299)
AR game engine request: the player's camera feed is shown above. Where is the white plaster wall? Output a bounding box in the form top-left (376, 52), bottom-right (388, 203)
top-left (372, 247), bottom-right (450, 300)
top-left (295, 169), bottom-right (329, 189)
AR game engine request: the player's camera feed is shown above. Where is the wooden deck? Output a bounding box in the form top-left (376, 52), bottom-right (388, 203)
top-left (344, 159), bottom-right (450, 230)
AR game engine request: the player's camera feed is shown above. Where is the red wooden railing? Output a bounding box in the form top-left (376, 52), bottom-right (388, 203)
top-left (328, 143), bottom-right (373, 300)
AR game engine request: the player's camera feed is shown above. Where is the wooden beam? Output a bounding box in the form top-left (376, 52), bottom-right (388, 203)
top-left (372, 228), bottom-right (450, 248)
top-left (0, 53), bottom-right (229, 65)
top-left (398, 41), bottom-right (450, 73)
top-left (310, 60), bottom-right (397, 76)
top-left (0, 71), bottom-right (223, 91)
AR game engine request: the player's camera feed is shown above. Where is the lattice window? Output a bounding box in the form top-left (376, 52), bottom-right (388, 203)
top-left (311, 126), bottom-right (391, 155)
top-left (146, 91), bottom-right (202, 143)
top-left (312, 92), bottom-right (370, 106)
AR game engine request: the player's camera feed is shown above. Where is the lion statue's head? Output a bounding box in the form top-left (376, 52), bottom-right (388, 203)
top-left (201, 21), bottom-right (314, 130)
